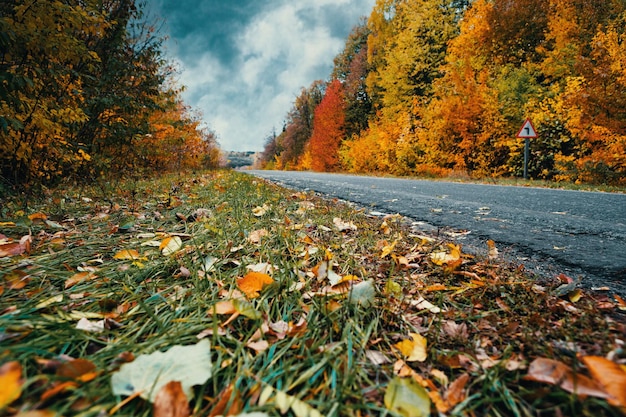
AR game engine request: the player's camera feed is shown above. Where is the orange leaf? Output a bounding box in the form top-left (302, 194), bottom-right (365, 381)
top-left (237, 272), bottom-right (274, 298)
top-left (40, 381), bottom-right (78, 401)
top-left (64, 272), bottom-right (97, 289)
top-left (525, 358), bottom-right (608, 399)
top-left (153, 381), bottom-right (190, 417)
top-left (583, 356), bottom-right (626, 407)
top-left (28, 212), bottom-right (48, 222)
top-left (425, 284), bottom-right (447, 292)
top-left (0, 361), bottom-right (22, 408)
top-left (113, 249), bottom-right (141, 260)
top-left (208, 384), bottom-right (243, 417)
top-left (445, 373), bottom-right (469, 409)
top-left (4, 270), bottom-right (30, 289)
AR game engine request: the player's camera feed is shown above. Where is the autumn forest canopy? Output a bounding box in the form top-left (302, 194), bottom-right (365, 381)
top-left (1, 0), bottom-right (220, 192)
top-left (260, 0), bottom-right (626, 185)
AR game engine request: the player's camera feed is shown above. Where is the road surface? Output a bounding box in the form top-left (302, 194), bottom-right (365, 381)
top-left (247, 170), bottom-right (626, 294)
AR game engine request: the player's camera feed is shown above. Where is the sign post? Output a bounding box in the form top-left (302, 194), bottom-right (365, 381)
top-left (516, 118), bottom-right (537, 180)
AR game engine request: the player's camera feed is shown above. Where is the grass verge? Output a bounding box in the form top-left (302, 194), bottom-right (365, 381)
top-left (1, 170), bottom-right (625, 416)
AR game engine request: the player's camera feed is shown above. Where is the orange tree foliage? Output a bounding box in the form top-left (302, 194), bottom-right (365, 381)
top-left (0, 0), bottom-right (218, 191)
top-left (308, 80), bottom-right (346, 172)
top-left (266, 0), bottom-right (626, 184)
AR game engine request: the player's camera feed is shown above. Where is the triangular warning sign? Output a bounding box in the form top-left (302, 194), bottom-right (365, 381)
top-left (517, 118), bottom-right (537, 138)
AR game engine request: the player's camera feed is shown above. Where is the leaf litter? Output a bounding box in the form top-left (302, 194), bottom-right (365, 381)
top-left (0, 170), bottom-right (625, 416)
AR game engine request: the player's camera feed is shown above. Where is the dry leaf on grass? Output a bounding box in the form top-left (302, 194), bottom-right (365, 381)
top-left (237, 272), bottom-right (274, 298)
top-left (153, 381), bottom-right (190, 417)
top-left (582, 356), bottom-right (626, 408)
top-left (394, 333), bottom-right (428, 362)
top-left (525, 358), bottom-right (609, 399)
top-left (0, 361), bottom-right (22, 408)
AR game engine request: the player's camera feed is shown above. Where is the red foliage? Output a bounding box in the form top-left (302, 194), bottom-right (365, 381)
top-left (309, 80), bottom-right (346, 172)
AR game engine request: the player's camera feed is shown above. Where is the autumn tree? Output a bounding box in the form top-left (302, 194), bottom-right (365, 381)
top-left (0, 0), bottom-right (208, 190)
top-left (308, 80), bottom-right (346, 172)
top-left (342, 0), bottom-right (458, 173)
top-left (0, 0), bottom-right (108, 185)
top-left (332, 21), bottom-right (372, 138)
top-left (259, 81), bottom-right (324, 169)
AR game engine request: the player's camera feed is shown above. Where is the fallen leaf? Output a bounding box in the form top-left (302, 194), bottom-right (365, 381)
top-left (111, 339), bottom-right (212, 402)
top-left (614, 294), bottom-right (626, 311)
top-left (76, 317), bottom-right (105, 333)
top-left (28, 212), bottom-right (48, 222)
top-left (0, 361), bottom-right (22, 408)
top-left (160, 236), bottom-right (183, 256)
top-left (4, 270), bottom-right (30, 289)
top-left (347, 279), bottom-right (376, 307)
top-left (524, 358), bottom-right (608, 399)
top-left (208, 384), bottom-right (243, 417)
top-left (333, 217), bottom-right (357, 232)
top-left (57, 358), bottom-right (97, 382)
top-left (384, 377), bottom-right (431, 417)
top-left (113, 249), bottom-right (142, 260)
top-left (487, 240), bottom-right (498, 260)
top-left (381, 240), bottom-right (397, 258)
top-left (252, 204), bottom-right (270, 217)
top-left (410, 297), bottom-right (442, 313)
top-left (259, 386), bottom-right (323, 417)
top-left (237, 272), bottom-right (274, 298)
top-left (0, 242), bottom-right (25, 257)
top-left (248, 229), bottom-right (269, 244)
top-left (395, 333), bottom-right (428, 362)
top-left (153, 381), bottom-right (190, 417)
top-left (40, 381), bottom-right (78, 401)
top-left (430, 243), bottom-right (461, 266)
top-left (568, 289), bottom-right (583, 303)
top-left (246, 340), bottom-right (269, 353)
top-left (444, 373), bottom-right (469, 410)
top-left (211, 300), bottom-right (237, 315)
top-left (582, 356), bottom-right (626, 407)
top-left (65, 271), bottom-right (97, 289)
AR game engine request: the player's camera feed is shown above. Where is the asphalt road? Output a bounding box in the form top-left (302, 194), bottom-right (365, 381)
top-left (247, 170), bottom-right (626, 294)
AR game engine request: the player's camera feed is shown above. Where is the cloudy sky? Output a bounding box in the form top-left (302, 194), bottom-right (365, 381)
top-left (147, 0), bottom-right (376, 152)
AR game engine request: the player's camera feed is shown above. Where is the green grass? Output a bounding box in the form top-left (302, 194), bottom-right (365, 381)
top-left (1, 170), bottom-right (625, 416)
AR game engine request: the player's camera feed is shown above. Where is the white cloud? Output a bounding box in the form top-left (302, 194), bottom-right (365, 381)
top-left (169, 0), bottom-right (375, 151)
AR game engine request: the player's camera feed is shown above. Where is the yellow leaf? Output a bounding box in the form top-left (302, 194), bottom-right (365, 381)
top-left (430, 244), bottom-right (461, 266)
top-left (394, 333), bottom-right (427, 362)
top-left (252, 204), bottom-right (270, 217)
top-left (237, 272), bottom-right (274, 298)
top-left (113, 249), bottom-right (141, 260)
top-left (160, 236), bottom-right (183, 256)
top-left (568, 289), bottom-right (582, 303)
top-left (0, 361), bottom-right (22, 408)
top-left (381, 240), bottom-right (397, 258)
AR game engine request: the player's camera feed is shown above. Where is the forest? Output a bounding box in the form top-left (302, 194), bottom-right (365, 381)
top-left (0, 0), bottom-right (221, 193)
top-left (260, 0), bottom-right (626, 185)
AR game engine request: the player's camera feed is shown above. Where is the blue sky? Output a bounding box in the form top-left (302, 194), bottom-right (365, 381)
top-left (148, 0), bottom-right (376, 151)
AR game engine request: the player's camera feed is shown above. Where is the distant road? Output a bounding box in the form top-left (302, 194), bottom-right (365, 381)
top-left (247, 170), bottom-right (626, 294)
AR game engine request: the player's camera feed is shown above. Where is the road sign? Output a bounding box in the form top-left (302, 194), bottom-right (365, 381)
top-left (517, 118), bottom-right (537, 138)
